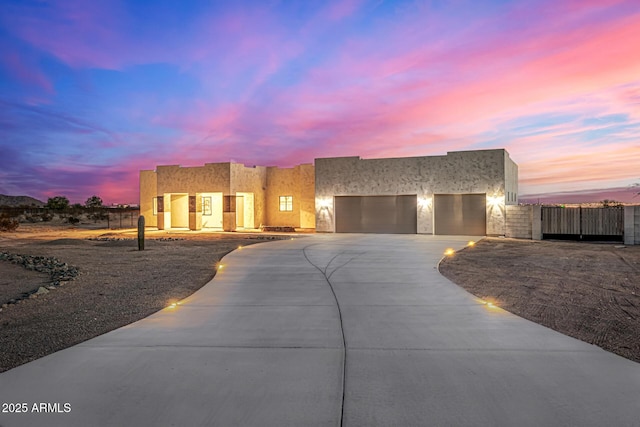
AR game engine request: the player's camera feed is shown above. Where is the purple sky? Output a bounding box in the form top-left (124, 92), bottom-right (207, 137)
top-left (1, 0), bottom-right (639, 204)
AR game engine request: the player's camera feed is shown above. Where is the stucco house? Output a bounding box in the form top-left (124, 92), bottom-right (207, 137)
top-left (140, 149), bottom-right (517, 235)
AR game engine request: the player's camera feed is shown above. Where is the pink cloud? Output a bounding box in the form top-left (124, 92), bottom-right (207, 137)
top-left (324, 0), bottom-right (366, 21)
top-left (0, 49), bottom-right (54, 94)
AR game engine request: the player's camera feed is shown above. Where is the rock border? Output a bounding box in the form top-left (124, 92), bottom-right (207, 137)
top-left (0, 252), bottom-right (79, 306)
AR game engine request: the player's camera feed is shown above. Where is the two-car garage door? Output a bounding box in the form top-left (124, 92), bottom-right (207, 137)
top-left (335, 195), bottom-right (417, 234)
top-left (433, 194), bottom-right (486, 235)
top-left (334, 194), bottom-right (486, 235)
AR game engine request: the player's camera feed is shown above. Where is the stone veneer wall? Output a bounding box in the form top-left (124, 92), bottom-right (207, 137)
top-left (505, 205), bottom-right (532, 239)
top-left (624, 206), bottom-right (640, 245)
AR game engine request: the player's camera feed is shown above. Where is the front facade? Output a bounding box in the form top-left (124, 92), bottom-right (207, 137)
top-left (140, 163), bottom-right (315, 231)
top-left (140, 149), bottom-right (517, 235)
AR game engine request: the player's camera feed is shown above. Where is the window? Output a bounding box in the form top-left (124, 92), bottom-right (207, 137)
top-left (279, 196), bottom-right (293, 211)
top-left (152, 197), bottom-right (158, 215)
top-left (202, 197), bottom-right (212, 216)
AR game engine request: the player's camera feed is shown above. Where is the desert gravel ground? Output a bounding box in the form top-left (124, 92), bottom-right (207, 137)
top-left (2, 226), bottom-right (639, 373)
top-left (439, 237), bottom-right (640, 363)
top-left (0, 224), bottom-right (289, 372)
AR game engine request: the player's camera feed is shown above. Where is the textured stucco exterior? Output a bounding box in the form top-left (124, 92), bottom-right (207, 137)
top-left (266, 164), bottom-right (315, 229)
top-left (139, 170), bottom-right (158, 227)
top-left (140, 149), bottom-right (517, 235)
top-left (315, 149), bottom-right (518, 235)
top-left (140, 162), bottom-right (315, 231)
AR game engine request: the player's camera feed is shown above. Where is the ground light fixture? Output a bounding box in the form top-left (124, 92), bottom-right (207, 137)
top-left (468, 241), bottom-right (475, 247)
top-left (480, 299), bottom-right (498, 309)
top-left (167, 301), bottom-right (182, 309)
top-left (444, 248), bottom-right (455, 256)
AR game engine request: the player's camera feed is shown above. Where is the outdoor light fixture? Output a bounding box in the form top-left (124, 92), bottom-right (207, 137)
top-left (468, 241), bottom-right (475, 247)
top-left (444, 248), bottom-right (455, 256)
top-left (317, 198), bottom-right (332, 210)
top-left (418, 197), bottom-right (432, 208)
top-left (238, 245), bottom-right (243, 250)
top-left (218, 264), bottom-right (224, 270)
top-left (480, 299), bottom-right (498, 309)
top-left (487, 194), bottom-right (504, 207)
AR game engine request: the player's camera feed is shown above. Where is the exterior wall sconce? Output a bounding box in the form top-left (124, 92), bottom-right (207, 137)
top-left (317, 198), bottom-right (332, 210)
top-left (418, 197), bottom-right (432, 208)
top-left (487, 194), bottom-right (504, 207)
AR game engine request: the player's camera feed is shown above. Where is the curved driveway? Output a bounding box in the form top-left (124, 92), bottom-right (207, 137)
top-left (1, 234), bottom-right (639, 426)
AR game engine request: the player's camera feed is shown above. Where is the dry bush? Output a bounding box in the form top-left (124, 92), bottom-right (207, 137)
top-left (0, 214), bottom-right (19, 232)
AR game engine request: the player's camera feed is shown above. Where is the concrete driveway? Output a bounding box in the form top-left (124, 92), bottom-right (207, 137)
top-left (0, 234), bottom-right (639, 426)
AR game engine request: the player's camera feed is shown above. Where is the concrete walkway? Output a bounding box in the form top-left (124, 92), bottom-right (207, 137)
top-left (0, 235), bottom-right (639, 426)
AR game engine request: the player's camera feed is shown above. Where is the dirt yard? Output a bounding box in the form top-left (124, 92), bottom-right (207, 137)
top-left (0, 223), bottom-right (290, 372)
top-left (440, 238), bottom-right (640, 363)
top-left (2, 224), bottom-right (639, 372)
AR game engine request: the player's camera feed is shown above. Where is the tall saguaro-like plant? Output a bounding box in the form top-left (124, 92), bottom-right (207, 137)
top-left (138, 216), bottom-right (145, 251)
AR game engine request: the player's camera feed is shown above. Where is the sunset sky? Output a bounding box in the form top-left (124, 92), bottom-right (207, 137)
top-left (1, 0), bottom-right (639, 204)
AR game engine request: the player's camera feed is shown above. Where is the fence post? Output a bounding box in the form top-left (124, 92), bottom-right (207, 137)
top-left (579, 206), bottom-right (583, 240)
top-left (624, 206), bottom-right (635, 245)
top-left (532, 205), bottom-right (542, 240)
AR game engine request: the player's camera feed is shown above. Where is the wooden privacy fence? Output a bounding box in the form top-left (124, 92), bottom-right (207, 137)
top-left (542, 206), bottom-right (624, 240)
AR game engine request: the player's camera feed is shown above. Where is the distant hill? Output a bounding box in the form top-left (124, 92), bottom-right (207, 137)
top-left (0, 194), bottom-right (45, 207)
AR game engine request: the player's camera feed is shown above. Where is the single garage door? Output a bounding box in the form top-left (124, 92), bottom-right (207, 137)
top-left (335, 195), bottom-right (417, 234)
top-left (434, 194), bottom-right (486, 235)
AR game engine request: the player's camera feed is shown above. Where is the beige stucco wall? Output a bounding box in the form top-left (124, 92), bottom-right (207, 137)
top-left (315, 149), bottom-right (513, 235)
top-left (139, 170), bottom-right (158, 227)
top-left (230, 164), bottom-right (267, 229)
top-left (140, 162), bottom-right (315, 231)
top-left (156, 163), bottom-right (231, 195)
top-left (265, 164), bottom-right (315, 228)
top-left (299, 164), bottom-right (316, 229)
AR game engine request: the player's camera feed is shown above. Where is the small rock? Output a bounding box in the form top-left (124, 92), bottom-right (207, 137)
top-left (36, 286), bottom-right (50, 295)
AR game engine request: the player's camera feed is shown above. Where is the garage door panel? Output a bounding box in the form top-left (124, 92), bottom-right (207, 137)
top-left (434, 194), bottom-right (486, 235)
top-left (335, 196), bottom-right (416, 234)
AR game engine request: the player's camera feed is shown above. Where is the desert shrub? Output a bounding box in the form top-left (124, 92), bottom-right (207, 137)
top-left (89, 211), bottom-right (109, 222)
top-left (0, 214), bottom-right (19, 232)
top-left (23, 214), bottom-right (39, 223)
top-left (67, 216), bottom-right (80, 225)
top-left (41, 212), bottom-right (53, 222)
top-left (85, 195), bottom-right (103, 209)
top-left (46, 196), bottom-right (70, 211)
